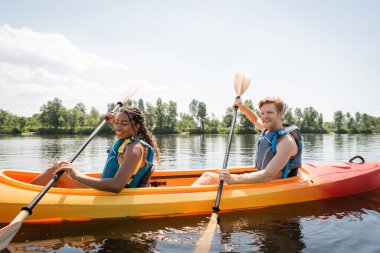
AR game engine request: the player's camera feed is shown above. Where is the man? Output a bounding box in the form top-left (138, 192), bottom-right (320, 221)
top-left (192, 97), bottom-right (302, 186)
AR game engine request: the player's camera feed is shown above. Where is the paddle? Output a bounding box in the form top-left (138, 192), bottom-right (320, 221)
top-left (0, 87), bottom-right (138, 251)
top-left (195, 73), bottom-right (251, 253)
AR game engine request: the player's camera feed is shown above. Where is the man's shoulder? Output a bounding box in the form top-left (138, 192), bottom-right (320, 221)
top-left (277, 134), bottom-right (297, 151)
top-left (280, 133), bottom-right (297, 143)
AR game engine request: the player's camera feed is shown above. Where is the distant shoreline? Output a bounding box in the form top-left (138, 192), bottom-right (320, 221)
top-left (1, 97), bottom-right (379, 135)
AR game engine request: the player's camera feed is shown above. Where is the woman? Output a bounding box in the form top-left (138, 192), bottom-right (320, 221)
top-left (32, 107), bottom-right (160, 193)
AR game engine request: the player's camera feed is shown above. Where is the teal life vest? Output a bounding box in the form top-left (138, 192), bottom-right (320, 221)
top-left (255, 125), bottom-right (302, 178)
top-left (101, 137), bottom-right (155, 188)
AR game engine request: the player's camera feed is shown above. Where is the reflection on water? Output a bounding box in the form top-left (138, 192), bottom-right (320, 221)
top-left (157, 134), bottom-right (380, 169)
top-left (298, 134), bottom-right (379, 163)
top-left (219, 218), bottom-right (305, 253)
top-left (156, 135), bottom-right (235, 169)
top-left (1, 134), bottom-right (379, 171)
top-left (6, 189), bottom-right (380, 253)
top-left (0, 135), bottom-right (115, 172)
top-left (1, 134), bottom-right (380, 252)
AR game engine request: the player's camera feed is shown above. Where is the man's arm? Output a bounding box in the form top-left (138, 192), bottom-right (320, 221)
top-left (235, 98), bottom-right (265, 131)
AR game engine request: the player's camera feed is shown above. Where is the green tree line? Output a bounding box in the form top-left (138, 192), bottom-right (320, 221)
top-left (0, 97), bottom-right (379, 134)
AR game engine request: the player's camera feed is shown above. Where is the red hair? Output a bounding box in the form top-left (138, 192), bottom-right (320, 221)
top-left (258, 97), bottom-right (284, 113)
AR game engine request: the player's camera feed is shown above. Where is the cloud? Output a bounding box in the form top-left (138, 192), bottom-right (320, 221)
top-left (0, 25), bottom-right (128, 72)
top-left (0, 25), bottom-right (170, 116)
top-left (113, 79), bottom-right (175, 103)
top-left (0, 25), bottom-right (229, 118)
top-left (0, 56), bottom-right (124, 98)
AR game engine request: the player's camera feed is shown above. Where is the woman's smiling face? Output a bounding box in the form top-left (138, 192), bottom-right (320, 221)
top-left (114, 112), bottom-right (136, 139)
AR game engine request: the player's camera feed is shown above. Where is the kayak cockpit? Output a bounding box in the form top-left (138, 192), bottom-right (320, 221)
top-left (0, 166), bottom-right (304, 194)
top-left (0, 167), bottom-right (260, 189)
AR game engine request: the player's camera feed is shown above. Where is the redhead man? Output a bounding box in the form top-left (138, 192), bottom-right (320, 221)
top-left (192, 97), bottom-right (302, 185)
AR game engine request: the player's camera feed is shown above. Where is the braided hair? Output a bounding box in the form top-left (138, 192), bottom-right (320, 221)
top-left (121, 106), bottom-right (160, 162)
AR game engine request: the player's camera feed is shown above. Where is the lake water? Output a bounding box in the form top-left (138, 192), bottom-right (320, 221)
top-left (1, 134), bottom-right (380, 253)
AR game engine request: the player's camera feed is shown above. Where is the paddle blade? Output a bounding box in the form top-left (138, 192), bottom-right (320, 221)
top-left (233, 73), bottom-right (251, 97)
top-left (0, 210), bottom-right (29, 251)
top-left (120, 86), bottom-right (139, 105)
top-left (194, 212), bottom-right (219, 253)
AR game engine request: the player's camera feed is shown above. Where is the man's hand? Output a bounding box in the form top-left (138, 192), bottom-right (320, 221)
top-left (218, 170), bottom-right (237, 184)
top-left (233, 97), bottom-right (243, 109)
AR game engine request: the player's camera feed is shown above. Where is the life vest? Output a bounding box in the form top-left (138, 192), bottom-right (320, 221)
top-left (255, 125), bottom-right (302, 178)
top-left (101, 137), bottom-right (155, 188)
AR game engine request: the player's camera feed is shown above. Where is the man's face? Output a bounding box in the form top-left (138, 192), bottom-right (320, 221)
top-left (260, 103), bottom-right (283, 130)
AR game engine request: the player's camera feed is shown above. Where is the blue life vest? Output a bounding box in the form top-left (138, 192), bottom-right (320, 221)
top-left (101, 137), bottom-right (155, 188)
top-left (255, 125), bottom-right (302, 178)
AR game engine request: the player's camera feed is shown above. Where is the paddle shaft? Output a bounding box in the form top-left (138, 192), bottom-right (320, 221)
top-left (22, 102), bottom-right (123, 213)
top-left (196, 74), bottom-right (250, 253)
top-left (212, 100), bottom-right (239, 213)
top-left (195, 100), bottom-right (239, 253)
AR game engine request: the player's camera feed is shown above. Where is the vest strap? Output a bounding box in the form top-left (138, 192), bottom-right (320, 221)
top-left (256, 125), bottom-right (302, 178)
top-left (127, 138), bottom-right (155, 188)
top-left (101, 138), bottom-right (155, 188)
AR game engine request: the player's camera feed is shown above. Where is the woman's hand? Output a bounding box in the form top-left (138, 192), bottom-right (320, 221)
top-left (218, 170), bottom-right (237, 184)
top-left (55, 161), bottom-right (80, 180)
top-left (103, 112), bottom-right (116, 125)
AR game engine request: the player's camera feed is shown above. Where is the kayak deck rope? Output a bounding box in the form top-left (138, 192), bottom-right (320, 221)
top-left (349, 155), bottom-right (365, 163)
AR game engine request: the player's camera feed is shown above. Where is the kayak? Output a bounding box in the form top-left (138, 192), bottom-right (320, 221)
top-left (1, 158), bottom-right (380, 223)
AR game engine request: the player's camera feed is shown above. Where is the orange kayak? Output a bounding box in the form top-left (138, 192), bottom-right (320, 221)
top-left (0, 159), bottom-right (379, 223)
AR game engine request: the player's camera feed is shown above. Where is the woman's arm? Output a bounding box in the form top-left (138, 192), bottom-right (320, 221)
top-left (56, 143), bottom-right (143, 193)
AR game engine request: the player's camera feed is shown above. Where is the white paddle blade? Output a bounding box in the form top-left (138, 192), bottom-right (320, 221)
top-left (120, 86), bottom-right (139, 105)
top-left (194, 212), bottom-right (219, 253)
top-left (0, 210), bottom-right (29, 251)
top-left (233, 72), bottom-right (243, 95)
top-left (233, 73), bottom-right (251, 97)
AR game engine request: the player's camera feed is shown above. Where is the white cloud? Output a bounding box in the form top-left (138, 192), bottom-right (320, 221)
top-left (109, 79), bottom-right (175, 104)
top-left (0, 25), bottom-right (169, 116)
top-left (0, 25), bottom-right (128, 72)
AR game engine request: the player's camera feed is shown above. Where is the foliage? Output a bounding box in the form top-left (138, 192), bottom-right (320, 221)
top-left (284, 107), bottom-right (327, 133)
top-left (1, 97), bottom-right (379, 135)
top-left (177, 113), bottom-right (197, 133)
top-left (331, 111), bottom-right (380, 134)
top-left (236, 100), bottom-right (257, 134)
top-left (39, 98), bottom-right (68, 132)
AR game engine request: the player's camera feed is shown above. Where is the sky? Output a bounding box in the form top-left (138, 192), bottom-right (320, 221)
top-left (0, 0), bottom-right (379, 121)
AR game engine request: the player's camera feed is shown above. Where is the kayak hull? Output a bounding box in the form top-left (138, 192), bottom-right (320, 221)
top-left (0, 162), bottom-right (380, 223)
